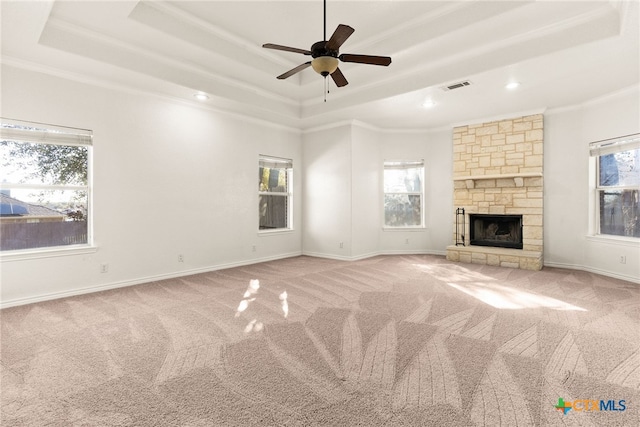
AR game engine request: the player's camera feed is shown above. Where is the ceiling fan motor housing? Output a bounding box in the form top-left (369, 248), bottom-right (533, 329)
top-left (311, 41), bottom-right (338, 58)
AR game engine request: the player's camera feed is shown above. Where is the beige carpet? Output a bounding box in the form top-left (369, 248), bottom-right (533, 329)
top-left (1, 255), bottom-right (639, 426)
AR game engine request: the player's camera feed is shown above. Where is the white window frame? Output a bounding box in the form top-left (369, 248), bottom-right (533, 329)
top-left (589, 133), bottom-right (640, 240)
top-left (258, 155), bottom-right (293, 232)
top-left (383, 159), bottom-right (425, 229)
top-left (0, 118), bottom-right (94, 257)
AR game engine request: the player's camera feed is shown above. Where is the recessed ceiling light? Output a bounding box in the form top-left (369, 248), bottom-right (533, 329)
top-left (194, 92), bottom-right (209, 101)
top-left (505, 82), bottom-right (520, 90)
top-left (422, 99), bottom-right (436, 108)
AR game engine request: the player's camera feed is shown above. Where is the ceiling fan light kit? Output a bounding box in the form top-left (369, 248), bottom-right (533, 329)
top-left (311, 56), bottom-right (339, 76)
top-left (262, 0), bottom-right (391, 89)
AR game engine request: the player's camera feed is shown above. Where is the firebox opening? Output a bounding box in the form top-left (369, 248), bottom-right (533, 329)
top-left (469, 214), bottom-right (523, 249)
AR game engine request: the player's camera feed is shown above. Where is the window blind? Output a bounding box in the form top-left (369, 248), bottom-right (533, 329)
top-left (384, 160), bottom-right (424, 169)
top-left (589, 133), bottom-right (639, 157)
top-left (259, 155), bottom-right (292, 169)
top-left (0, 118), bottom-right (93, 147)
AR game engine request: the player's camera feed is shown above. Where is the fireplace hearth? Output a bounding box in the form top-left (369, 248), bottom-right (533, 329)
top-left (470, 214), bottom-right (523, 249)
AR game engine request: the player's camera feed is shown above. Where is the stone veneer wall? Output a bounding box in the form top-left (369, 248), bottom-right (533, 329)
top-left (446, 114), bottom-right (544, 270)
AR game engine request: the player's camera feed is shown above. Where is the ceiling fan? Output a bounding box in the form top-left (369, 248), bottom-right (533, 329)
top-left (262, 0), bottom-right (392, 88)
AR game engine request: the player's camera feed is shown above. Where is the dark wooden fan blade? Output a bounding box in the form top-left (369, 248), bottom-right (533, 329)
top-left (277, 62), bottom-right (312, 79)
top-left (325, 24), bottom-right (355, 51)
top-left (263, 43), bottom-right (312, 55)
top-left (339, 54), bottom-right (392, 66)
top-left (330, 68), bottom-right (348, 87)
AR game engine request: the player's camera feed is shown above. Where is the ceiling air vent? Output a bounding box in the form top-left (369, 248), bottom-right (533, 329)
top-left (441, 80), bottom-right (472, 91)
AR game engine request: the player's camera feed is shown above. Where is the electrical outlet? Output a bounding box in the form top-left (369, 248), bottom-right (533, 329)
top-left (620, 255), bottom-right (626, 264)
top-left (339, 242), bottom-right (344, 249)
top-left (405, 238), bottom-right (410, 244)
top-left (252, 245), bottom-right (256, 252)
top-left (100, 263), bottom-right (109, 273)
top-left (178, 254), bottom-right (184, 262)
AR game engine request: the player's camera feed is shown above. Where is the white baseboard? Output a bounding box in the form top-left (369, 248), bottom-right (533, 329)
top-left (302, 251), bottom-right (360, 261)
top-left (6, 251), bottom-right (632, 309)
top-left (381, 249), bottom-right (448, 257)
top-left (543, 261), bottom-right (640, 284)
top-left (301, 249), bottom-right (447, 261)
top-left (0, 251), bottom-right (302, 309)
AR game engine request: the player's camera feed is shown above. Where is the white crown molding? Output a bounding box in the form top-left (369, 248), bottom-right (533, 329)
top-left (138, 0), bottom-right (297, 69)
top-left (302, 118), bottom-right (436, 135)
top-left (1, 57), bottom-right (302, 134)
top-left (43, 16), bottom-right (298, 107)
top-left (617, 0), bottom-right (638, 34)
top-left (580, 84), bottom-right (640, 107)
top-left (343, 1), bottom-right (470, 53)
top-left (302, 120), bottom-right (355, 135)
top-left (545, 84), bottom-right (640, 116)
top-left (351, 120), bottom-right (439, 135)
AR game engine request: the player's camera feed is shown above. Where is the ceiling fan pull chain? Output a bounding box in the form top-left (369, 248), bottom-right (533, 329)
top-left (324, 77), bottom-right (327, 102)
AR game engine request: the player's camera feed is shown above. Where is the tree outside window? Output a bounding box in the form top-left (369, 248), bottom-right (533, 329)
top-left (259, 156), bottom-right (292, 231)
top-left (384, 160), bottom-right (424, 227)
top-left (591, 134), bottom-right (639, 238)
top-left (0, 119), bottom-right (92, 251)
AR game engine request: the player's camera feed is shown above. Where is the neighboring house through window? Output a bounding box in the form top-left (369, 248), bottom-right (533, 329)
top-left (259, 155), bottom-right (292, 231)
top-left (0, 119), bottom-right (92, 251)
top-left (590, 133), bottom-right (640, 238)
top-left (383, 160), bottom-right (424, 228)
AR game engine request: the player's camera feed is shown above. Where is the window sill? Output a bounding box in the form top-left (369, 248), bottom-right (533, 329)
top-left (258, 228), bottom-right (295, 236)
top-left (0, 245), bottom-right (98, 262)
top-left (585, 235), bottom-right (639, 247)
top-left (383, 226), bottom-right (427, 232)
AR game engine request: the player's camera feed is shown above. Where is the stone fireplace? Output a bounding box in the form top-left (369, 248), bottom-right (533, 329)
top-left (446, 114), bottom-right (543, 270)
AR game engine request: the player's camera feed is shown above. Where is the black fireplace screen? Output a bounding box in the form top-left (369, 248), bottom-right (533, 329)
top-left (469, 214), bottom-right (523, 249)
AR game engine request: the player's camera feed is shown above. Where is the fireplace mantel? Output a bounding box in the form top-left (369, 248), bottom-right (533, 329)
top-left (453, 172), bottom-right (542, 188)
top-left (453, 172), bottom-right (542, 181)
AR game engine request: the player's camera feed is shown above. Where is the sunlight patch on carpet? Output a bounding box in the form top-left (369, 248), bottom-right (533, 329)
top-left (447, 282), bottom-right (587, 311)
top-left (235, 279), bottom-right (290, 333)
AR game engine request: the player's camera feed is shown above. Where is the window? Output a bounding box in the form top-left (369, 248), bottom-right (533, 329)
top-left (1, 119), bottom-right (92, 251)
top-left (383, 160), bottom-right (424, 227)
top-left (259, 155), bottom-right (292, 231)
top-left (590, 134), bottom-right (639, 238)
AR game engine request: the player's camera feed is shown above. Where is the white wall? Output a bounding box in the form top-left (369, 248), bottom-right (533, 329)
top-left (302, 124), bottom-right (452, 260)
top-left (351, 125), bottom-right (381, 258)
top-left (424, 128), bottom-right (454, 252)
top-left (301, 125), bottom-right (353, 258)
top-left (544, 87), bottom-right (640, 282)
top-left (1, 65), bottom-right (302, 306)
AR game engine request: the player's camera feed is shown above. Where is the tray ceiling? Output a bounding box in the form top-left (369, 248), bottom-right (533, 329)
top-left (2, 1), bottom-right (638, 130)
